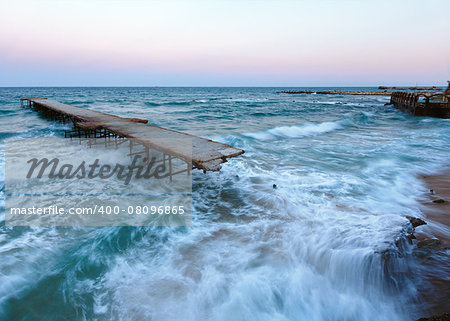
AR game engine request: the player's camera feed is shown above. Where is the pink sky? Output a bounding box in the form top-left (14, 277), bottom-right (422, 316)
top-left (1, 0), bottom-right (449, 86)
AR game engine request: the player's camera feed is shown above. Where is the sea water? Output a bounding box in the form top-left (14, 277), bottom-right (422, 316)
top-left (0, 87), bottom-right (449, 320)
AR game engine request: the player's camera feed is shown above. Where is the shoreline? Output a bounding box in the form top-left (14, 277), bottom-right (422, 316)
top-left (414, 169), bottom-right (450, 318)
top-left (418, 170), bottom-right (450, 246)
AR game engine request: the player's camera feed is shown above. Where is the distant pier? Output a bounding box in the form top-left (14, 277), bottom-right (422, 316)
top-left (21, 98), bottom-right (245, 175)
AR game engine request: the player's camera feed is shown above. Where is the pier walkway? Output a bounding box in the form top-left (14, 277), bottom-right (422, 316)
top-left (21, 98), bottom-right (244, 172)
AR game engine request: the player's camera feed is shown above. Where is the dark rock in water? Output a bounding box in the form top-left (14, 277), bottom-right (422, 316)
top-left (378, 247), bottom-right (400, 262)
top-left (407, 233), bottom-right (416, 241)
top-left (417, 312), bottom-right (450, 321)
top-left (273, 184), bottom-right (277, 189)
top-left (432, 199), bottom-right (446, 203)
top-left (406, 216), bottom-right (427, 228)
top-left (384, 102), bottom-right (391, 106)
top-left (414, 238), bottom-right (443, 259)
top-left (417, 239), bottom-right (441, 249)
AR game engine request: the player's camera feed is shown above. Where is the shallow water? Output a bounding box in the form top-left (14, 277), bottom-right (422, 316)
top-left (0, 87), bottom-right (449, 320)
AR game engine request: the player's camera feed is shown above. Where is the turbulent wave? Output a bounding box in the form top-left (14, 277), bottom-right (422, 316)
top-left (243, 121), bottom-right (342, 141)
top-left (144, 101), bottom-right (162, 107)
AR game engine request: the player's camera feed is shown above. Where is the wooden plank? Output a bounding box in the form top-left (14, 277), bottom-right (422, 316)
top-left (25, 98), bottom-right (245, 171)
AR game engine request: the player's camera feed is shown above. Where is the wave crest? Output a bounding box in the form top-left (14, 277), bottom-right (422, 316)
top-left (244, 121), bottom-right (341, 141)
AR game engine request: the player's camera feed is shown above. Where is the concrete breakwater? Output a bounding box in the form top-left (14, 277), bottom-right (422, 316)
top-left (278, 90), bottom-right (393, 95)
top-left (278, 89), bottom-right (445, 97)
top-left (378, 86), bottom-right (445, 90)
top-left (277, 87), bottom-right (450, 119)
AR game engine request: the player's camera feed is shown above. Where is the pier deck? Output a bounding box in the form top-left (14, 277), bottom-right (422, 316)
top-left (21, 98), bottom-right (244, 172)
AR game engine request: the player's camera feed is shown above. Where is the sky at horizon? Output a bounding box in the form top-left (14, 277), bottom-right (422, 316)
top-left (1, 0), bottom-right (449, 87)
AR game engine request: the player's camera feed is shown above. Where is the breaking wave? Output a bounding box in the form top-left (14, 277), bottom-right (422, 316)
top-left (243, 121), bottom-right (342, 141)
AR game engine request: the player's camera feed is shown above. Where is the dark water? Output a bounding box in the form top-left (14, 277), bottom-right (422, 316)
top-left (0, 87), bottom-right (449, 320)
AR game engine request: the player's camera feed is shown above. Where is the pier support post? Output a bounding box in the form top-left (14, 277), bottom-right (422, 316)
top-left (129, 140), bottom-right (133, 158)
top-left (168, 155), bottom-right (172, 182)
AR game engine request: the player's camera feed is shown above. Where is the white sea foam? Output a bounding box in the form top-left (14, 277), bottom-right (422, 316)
top-left (244, 121), bottom-right (341, 141)
top-left (92, 156), bottom-right (420, 321)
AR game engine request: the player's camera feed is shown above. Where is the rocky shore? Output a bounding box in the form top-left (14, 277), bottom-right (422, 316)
top-left (417, 313), bottom-right (450, 321)
top-left (413, 170), bottom-right (450, 319)
top-left (418, 170), bottom-right (450, 246)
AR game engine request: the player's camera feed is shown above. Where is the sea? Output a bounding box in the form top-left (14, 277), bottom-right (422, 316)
top-left (0, 87), bottom-right (449, 321)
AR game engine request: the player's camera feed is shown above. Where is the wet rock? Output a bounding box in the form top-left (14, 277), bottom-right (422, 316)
top-left (273, 184), bottom-right (277, 189)
top-left (378, 248), bottom-right (400, 262)
top-left (407, 233), bottom-right (416, 241)
top-left (406, 216), bottom-right (427, 228)
top-left (414, 238), bottom-right (443, 259)
top-left (432, 199), bottom-right (445, 204)
top-left (417, 239), bottom-right (441, 250)
top-left (417, 312), bottom-right (450, 321)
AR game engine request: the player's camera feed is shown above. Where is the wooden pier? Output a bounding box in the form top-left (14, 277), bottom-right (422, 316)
top-left (20, 98), bottom-right (244, 173)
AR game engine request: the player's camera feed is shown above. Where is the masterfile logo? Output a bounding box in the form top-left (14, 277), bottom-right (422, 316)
top-left (26, 155), bottom-right (171, 185)
top-left (5, 137), bottom-right (193, 226)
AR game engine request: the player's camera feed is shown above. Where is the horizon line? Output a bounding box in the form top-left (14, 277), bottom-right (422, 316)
top-left (0, 84), bottom-right (446, 88)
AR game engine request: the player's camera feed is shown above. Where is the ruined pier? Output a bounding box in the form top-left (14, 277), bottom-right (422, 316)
top-left (390, 92), bottom-right (450, 118)
top-left (20, 98), bottom-right (244, 175)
